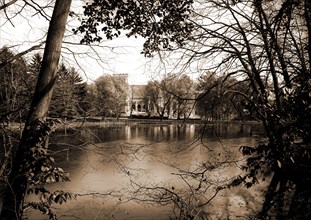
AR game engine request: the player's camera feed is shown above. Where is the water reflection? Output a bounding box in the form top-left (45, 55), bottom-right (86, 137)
top-left (24, 122), bottom-right (264, 219)
top-left (76, 124), bottom-right (195, 143)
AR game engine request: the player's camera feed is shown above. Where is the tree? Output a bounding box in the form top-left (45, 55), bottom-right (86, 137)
top-left (28, 54), bottom-right (88, 119)
top-left (0, 47), bottom-right (31, 123)
top-left (0, 1), bottom-right (52, 68)
top-left (79, 83), bottom-right (100, 117)
top-left (74, 0), bottom-right (194, 56)
top-left (196, 73), bottom-right (222, 121)
top-left (50, 64), bottom-right (86, 118)
top-left (95, 74), bottom-right (128, 118)
top-left (143, 79), bottom-right (172, 119)
top-left (165, 0), bottom-right (311, 218)
top-left (76, 0), bottom-right (311, 218)
top-left (0, 1), bottom-right (72, 219)
top-left (144, 80), bottom-right (163, 117)
top-left (27, 53), bottom-right (43, 91)
top-left (145, 74), bottom-right (195, 120)
top-left (109, 74), bottom-right (128, 118)
top-left (196, 73), bottom-right (252, 121)
top-left (169, 74), bottom-right (195, 119)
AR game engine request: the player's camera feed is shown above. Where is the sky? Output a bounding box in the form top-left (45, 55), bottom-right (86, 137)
top-left (0, 1), bottom-right (154, 85)
top-left (63, 35), bottom-right (153, 84)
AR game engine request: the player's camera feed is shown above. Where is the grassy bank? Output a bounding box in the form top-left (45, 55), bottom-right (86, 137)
top-left (2, 118), bottom-right (262, 133)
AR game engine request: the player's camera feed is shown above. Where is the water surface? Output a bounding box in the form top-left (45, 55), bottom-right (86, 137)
top-left (24, 122), bottom-right (265, 219)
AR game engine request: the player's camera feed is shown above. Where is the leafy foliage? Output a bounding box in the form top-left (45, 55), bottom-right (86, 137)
top-left (0, 47), bottom-right (33, 122)
top-left (142, 75), bottom-right (196, 119)
top-left (198, 0), bottom-right (311, 217)
top-left (165, 74), bottom-right (194, 119)
top-left (50, 64), bottom-right (87, 118)
top-left (74, 0), bottom-right (194, 56)
top-left (94, 74), bottom-right (128, 117)
top-left (20, 119), bottom-right (75, 219)
top-left (28, 54), bottom-right (87, 119)
top-left (1, 51), bottom-right (81, 219)
top-left (196, 73), bottom-right (253, 121)
top-left (1, 1), bottom-right (75, 219)
top-left (143, 80), bottom-right (167, 117)
top-left (25, 190), bottom-right (76, 220)
top-left (73, 0), bottom-right (310, 217)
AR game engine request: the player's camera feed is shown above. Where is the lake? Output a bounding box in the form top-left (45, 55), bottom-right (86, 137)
top-left (12, 122), bottom-right (266, 219)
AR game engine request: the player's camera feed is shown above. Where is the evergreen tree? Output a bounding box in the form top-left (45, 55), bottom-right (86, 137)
top-left (0, 47), bottom-right (31, 122)
top-left (49, 64), bottom-right (86, 118)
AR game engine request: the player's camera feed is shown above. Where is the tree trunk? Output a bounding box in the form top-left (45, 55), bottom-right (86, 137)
top-left (0, 1), bottom-right (72, 219)
top-left (305, 0), bottom-right (311, 72)
top-left (259, 171), bottom-right (281, 218)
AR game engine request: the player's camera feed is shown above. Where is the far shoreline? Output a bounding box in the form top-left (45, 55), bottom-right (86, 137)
top-left (3, 118), bottom-right (262, 133)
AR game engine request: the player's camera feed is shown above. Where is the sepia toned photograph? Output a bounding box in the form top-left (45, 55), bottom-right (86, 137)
top-left (0, 0), bottom-right (310, 219)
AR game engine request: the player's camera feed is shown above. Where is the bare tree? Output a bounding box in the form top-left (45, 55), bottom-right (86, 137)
top-left (154, 0), bottom-right (311, 218)
top-left (0, 0), bottom-right (119, 83)
top-left (0, 1), bottom-right (72, 219)
top-left (76, 0), bottom-right (311, 218)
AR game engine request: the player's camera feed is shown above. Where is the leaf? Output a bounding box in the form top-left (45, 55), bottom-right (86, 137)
top-left (49, 157), bottom-right (55, 163)
top-left (46, 175), bottom-right (55, 183)
top-left (54, 194), bottom-right (62, 204)
top-left (61, 194), bottom-right (67, 203)
top-left (40, 193), bottom-right (48, 203)
top-left (277, 160), bottom-right (282, 168)
top-left (41, 166), bottom-right (49, 172)
top-left (27, 188), bottom-right (34, 194)
top-left (48, 194), bottom-right (56, 205)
